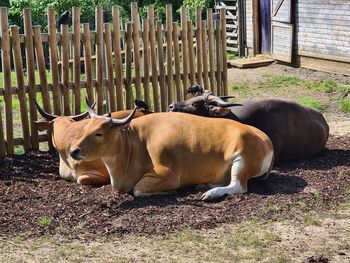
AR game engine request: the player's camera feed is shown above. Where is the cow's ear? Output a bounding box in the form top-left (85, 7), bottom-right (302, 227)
top-left (34, 120), bottom-right (53, 131)
top-left (210, 106), bottom-right (231, 117)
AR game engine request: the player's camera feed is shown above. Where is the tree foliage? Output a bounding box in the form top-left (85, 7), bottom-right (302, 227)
top-left (6, 0), bottom-right (214, 32)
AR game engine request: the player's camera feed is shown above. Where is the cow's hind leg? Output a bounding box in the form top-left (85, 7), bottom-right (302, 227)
top-left (133, 165), bottom-right (180, 197)
top-left (77, 173), bottom-right (110, 186)
top-left (201, 156), bottom-right (248, 201)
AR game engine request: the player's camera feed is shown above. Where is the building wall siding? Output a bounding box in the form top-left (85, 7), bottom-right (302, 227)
top-left (296, 0), bottom-right (350, 58)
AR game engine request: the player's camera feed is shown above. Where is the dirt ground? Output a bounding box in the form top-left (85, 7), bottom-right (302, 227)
top-left (0, 64), bottom-right (349, 262)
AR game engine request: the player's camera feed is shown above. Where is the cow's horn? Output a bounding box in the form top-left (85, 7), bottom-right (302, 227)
top-left (85, 97), bottom-right (102, 119)
top-left (219, 95), bottom-right (235, 101)
top-left (206, 99), bottom-right (242, 108)
top-left (34, 99), bottom-right (58, 121)
top-left (109, 107), bottom-right (138, 127)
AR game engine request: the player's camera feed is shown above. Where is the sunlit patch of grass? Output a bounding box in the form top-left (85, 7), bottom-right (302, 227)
top-left (227, 51), bottom-right (237, 60)
top-left (340, 98), bottom-right (350, 114)
top-left (344, 187), bottom-right (350, 196)
top-left (304, 80), bottom-right (337, 93)
top-left (230, 83), bottom-right (252, 98)
top-left (297, 97), bottom-right (325, 111)
top-left (259, 75), bottom-right (303, 90)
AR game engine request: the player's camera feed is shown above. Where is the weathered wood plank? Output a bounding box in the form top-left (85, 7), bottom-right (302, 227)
top-left (72, 7), bottom-right (81, 114)
top-left (23, 9), bottom-right (39, 150)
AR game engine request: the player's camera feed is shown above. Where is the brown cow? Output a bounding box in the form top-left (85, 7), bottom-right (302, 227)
top-left (34, 101), bottom-right (151, 186)
top-left (69, 100), bottom-right (274, 200)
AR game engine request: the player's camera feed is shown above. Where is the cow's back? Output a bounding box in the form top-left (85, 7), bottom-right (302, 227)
top-left (230, 99), bottom-right (329, 161)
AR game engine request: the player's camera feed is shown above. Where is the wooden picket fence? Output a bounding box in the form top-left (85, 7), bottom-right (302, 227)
top-left (0, 3), bottom-right (228, 157)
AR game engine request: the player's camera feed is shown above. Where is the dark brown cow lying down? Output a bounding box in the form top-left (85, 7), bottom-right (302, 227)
top-left (168, 85), bottom-right (329, 162)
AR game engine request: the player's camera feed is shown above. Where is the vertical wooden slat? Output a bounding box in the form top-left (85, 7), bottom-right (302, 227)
top-left (33, 26), bottom-right (53, 150)
top-left (195, 7), bottom-right (203, 86)
top-left (48, 8), bottom-right (61, 115)
top-left (215, 20), bottom-right (222, 96)
top-left (187, 21), bottom-right (196, 86)
top-left (172, 22), bottom-right (182, 101)
top-left (0, 106), bottom-right (5, 156)
top-left (148, 6), bottom-right (159, 112)
top-left (104, 23), bottom-right (116, 112)
top-left (131, 2), bottom-right (142, 99)
top-left (0, 7), bottom-right (13, 155)
top-left (82, 23), bottom-right (94, 104)
top-left (142, 19), bottom-right (150, 106)
top-left (207, 8), bottom-right (216, 93)
top-left (72, 6), bottom-right (81, 114)
top-left (220, 8), bottom-right (228, 95)
top-left (112, 6), bottom-right (124, 110)
top-left (23, 8), bottom-right (39, 150)
top-left (125, 22), bottom-right (133, 109)
top-left (181, 7), bottom-right (189, 94)
top-left (61, 24), bottom-right (71, 115)
top-left (33, 27), bottom-right (51, 113)
top-left (95, 6), bottom-right (104, 114)
top-left (201, 20), bottom-right (209, 91)
top-left (10, 26), bottom-right (31, 152)
top-left (166, 4), bottom-right (173, 104)
top-left (156, 21), bottom-right (167, 112)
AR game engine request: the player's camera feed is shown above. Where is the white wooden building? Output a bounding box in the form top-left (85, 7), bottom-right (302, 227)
top-left (218, 0), bottom-right (350, 75)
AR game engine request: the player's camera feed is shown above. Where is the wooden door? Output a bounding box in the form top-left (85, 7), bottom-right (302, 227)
top-left (271, 0), bottom-right (294, 62)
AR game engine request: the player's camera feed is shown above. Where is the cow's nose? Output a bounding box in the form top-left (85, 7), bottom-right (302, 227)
top-left (70, 147), bottom-right (82, 160)
top-left (168, 103), bottom-right (175, 111)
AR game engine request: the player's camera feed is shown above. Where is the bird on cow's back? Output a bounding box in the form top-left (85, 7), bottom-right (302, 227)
top-left (169, 84), bottom-right (329, 163)
top-left (57, 10), bottom-right (70, 30)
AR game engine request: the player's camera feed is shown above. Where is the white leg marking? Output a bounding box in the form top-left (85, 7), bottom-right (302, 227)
top-left (253, 150), bottom-right (274, 178)
top-left (201, 156), bottom-right (246, 201)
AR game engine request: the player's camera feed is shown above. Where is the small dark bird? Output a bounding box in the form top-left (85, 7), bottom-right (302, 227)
top-left (184, 84), bottom-right (204, 96)
top-left (57, 10), bottom-right (70, 30)
top-left (103, 10), bottom-right (110, 23)
top-left (134, 98), bottom-right (150, 110)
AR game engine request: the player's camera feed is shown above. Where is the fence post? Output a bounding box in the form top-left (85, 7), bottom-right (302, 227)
top-left (61, 24), bottom-right (71, 115)
top-left (23, 8), bottom-right (39, 150)
top-left (187, 21), bottom-right (196, 86)
top-left (48, 8), bottom-right (61, 115)
top-left (95, 6), bottom-right (104, 114)
top-left (142, 19), bottom-right (150, 106)
top-left (166, 4), bottom-right (173, 104)
top-left (131, 2), bottom-right (142, 100)
top-left (0, 7), bottom-right (10, 156)
top-left (181, 7), bottom-right (189, 96)
top-left (201, 20), bottom-right (209, 91)
top-left (220, 8), bottom-right (228, 95)
top-left (104, 22), bottom-right (116, 112)
top-left (172, 22), bottom-right (182, 101)
top-left (82, 23), bottom-right (94, 105)
top-left (112, 6), bottom-right (124, 110)
top-left (215, 20), bottom-right (222, 96)
top-left (207, 8), bottom-right (216, 93)
top-left (125, 22), bottom-right (133, 109)
top-left (156, 21), bottom-right (167, 112)
top-left (196, 7), bottom-right (203, 86)
top-left (10, 26), bottom-right (31, 152)
top-left (72, 6), bottom-right (81, 114)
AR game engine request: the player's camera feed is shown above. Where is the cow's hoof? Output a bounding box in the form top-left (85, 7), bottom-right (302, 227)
top-left (200, 189), bottom-right (218, 201)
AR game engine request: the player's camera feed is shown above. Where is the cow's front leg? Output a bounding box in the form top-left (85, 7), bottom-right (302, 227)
top-left (77, 173), bottom-right (110, 186)
top-left (133, 165), bottom-right (180, 197)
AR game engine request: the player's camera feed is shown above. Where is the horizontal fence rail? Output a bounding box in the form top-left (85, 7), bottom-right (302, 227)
top-left (0, 3), bottom-right (228, 157)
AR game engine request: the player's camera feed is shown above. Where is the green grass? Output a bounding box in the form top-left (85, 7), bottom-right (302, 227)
top-left (297, 97), bottom-right (325, 111)
top-left (344, 187), bottom-right (350, 196)
top-left (304, 80), bottom-right (337, 93)
top-left (340, 98), bottom-right (350, 113)
top-left (303, 213), bottom-right (321, 226)
top-left (38, 216), bottom-right (53, 227)
top-left (259, 75), bottom-right (303, 90)
top-left (227, 51), bottom-right (238, 60)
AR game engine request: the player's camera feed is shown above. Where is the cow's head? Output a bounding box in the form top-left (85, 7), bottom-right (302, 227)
top-left (69, 98), bottom-right (138, 162)
top-left (168, 84), bottom-right (241, 117)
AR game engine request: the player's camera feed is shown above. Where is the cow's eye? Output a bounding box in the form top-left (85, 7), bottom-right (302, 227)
top-left (95, 133), bottom-right (103, 137)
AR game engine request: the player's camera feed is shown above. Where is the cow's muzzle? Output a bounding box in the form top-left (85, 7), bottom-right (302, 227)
top-left (70, 147), bottom-right (84, 161)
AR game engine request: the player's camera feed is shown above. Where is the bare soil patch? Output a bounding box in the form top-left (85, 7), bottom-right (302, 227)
top-left (0, 136), bottom-right (349, 239)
